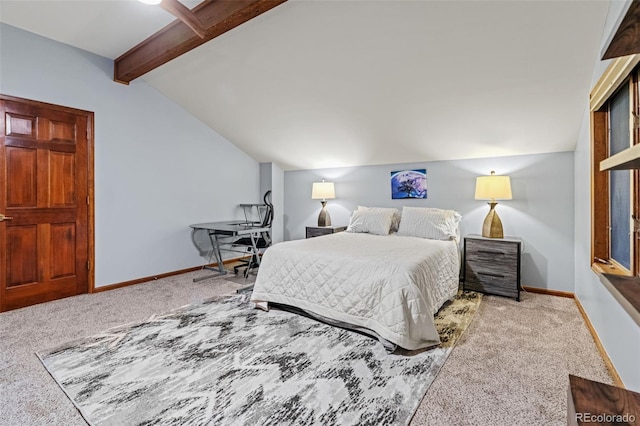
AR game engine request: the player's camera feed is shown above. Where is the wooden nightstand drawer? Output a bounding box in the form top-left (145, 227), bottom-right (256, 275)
top-left (306, 226), bottom-right (347, 239)
top-left (463, 234), bottom-right (522, 301)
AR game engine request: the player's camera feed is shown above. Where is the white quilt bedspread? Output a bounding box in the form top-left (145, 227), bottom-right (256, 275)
top-left (250, 232), bottom-right (460, 350)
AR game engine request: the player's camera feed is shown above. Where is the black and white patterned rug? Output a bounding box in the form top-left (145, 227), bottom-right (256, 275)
top-left (38, 289), bottom-right (482, 425)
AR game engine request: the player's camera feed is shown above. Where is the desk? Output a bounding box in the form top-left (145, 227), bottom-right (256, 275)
top-left (190, 221), bottom-right (271, 282)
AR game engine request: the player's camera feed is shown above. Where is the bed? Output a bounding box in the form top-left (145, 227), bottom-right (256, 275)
top-left (250, 206), bottom-right (462, 351)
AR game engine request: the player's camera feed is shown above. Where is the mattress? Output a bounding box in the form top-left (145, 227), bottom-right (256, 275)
top-left (250, 232), bottom-right (460, 350)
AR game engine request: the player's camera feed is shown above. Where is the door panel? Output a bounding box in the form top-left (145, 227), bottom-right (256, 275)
top-left (50, 152), bottom-right (75, 206)
top-left (5, 112), bottom-right (36, 137)
top-left (7, 225), bottom-right (38, 287)
top-left (49, 120), bottom-right (76, 143)
top-left (6, 147), bottom-right (37, 207)
top-left (50, 223), bottom-right (76, 279)
top-left (1, 96), bottom-right (93, 311)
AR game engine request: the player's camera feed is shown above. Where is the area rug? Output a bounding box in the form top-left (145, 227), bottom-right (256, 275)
top-left (37, 289), bottom-right (482, 426)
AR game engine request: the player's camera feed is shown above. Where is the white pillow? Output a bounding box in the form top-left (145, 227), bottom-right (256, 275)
top-left (346, 209), bottom-right (394, 235)
top-left (397, 207), bottom-right (462, 240)
top-left (357, 206), bottom-right (402, 232)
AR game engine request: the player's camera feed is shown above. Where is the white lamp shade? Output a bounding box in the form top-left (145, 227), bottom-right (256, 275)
top-left (312, 181), bottom-right (335, 200)
top-left (475, 172), bottom-right (512, 201)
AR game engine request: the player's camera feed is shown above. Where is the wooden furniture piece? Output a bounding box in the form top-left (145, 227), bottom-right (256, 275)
top-left (567, 375), bottom-right (640, 425)
top-left (305, 225), bottom-right (347, 239)
top-left (463, 234), bottom-right (522, 301)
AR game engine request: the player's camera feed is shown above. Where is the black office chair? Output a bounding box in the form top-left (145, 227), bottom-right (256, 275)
top-left (233, 190), bottom-right (273, 277)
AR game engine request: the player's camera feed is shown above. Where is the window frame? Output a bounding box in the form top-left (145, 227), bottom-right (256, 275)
top-left (591, 56), bottom-right (640, 276)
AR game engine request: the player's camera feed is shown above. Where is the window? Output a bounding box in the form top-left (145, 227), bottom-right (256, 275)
top-left (591, 58), bottom-right (640, 276)
top-left (608, 82), bottom-right (632, 270)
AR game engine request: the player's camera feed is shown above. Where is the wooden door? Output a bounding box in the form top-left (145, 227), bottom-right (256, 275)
top-left (0, 95), bottom-right (94, 312)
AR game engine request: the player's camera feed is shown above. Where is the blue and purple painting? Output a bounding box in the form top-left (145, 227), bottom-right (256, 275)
top-left (391, 169), bottom-right (427, 199)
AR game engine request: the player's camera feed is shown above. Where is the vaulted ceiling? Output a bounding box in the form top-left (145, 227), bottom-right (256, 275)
top-left (0, 0), bottom-right (611, 170)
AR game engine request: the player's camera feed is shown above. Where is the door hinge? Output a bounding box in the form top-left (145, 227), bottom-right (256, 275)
top-left (87, 196), bottom-right (90, 205)
top-left (87, 260), bottom-right (91, 271)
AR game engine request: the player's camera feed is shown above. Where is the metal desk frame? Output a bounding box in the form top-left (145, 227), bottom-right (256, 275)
top-left (190, 221), bottom-right (271, 282)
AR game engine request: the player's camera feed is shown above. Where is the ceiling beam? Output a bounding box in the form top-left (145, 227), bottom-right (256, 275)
top-left (160, 0), bottom-right (206, 39)
top-left (114, 0), bottom-right (287, 84)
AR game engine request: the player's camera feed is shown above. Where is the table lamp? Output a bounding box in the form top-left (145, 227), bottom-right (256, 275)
top-left (475, 171), bottom-right (512, 238)
top-left (312, 180), bottom-right (335, 227)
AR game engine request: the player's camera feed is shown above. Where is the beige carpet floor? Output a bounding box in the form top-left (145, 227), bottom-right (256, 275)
top-left (0, 270), bottom-right (613, 425)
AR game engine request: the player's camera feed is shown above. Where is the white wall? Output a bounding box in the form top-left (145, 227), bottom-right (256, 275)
top-left (0, 24), bottom-right (261, 287)
top-left (573, 0), bottom-right (640, 391)
top-left (284, 152), bottom-right (575, 292)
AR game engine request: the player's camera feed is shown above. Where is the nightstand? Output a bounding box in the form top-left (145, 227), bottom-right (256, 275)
top-left (306, 225), bottom-right (347, 239)
top-left (463, 234), bottom-right (522, 301)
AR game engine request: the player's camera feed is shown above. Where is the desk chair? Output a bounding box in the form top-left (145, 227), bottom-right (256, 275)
top-left (233, 190), bottom-right (273, 279)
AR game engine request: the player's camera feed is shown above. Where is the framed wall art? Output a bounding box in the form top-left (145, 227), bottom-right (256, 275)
top-left (390, 169), bottom-right (427, 199)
